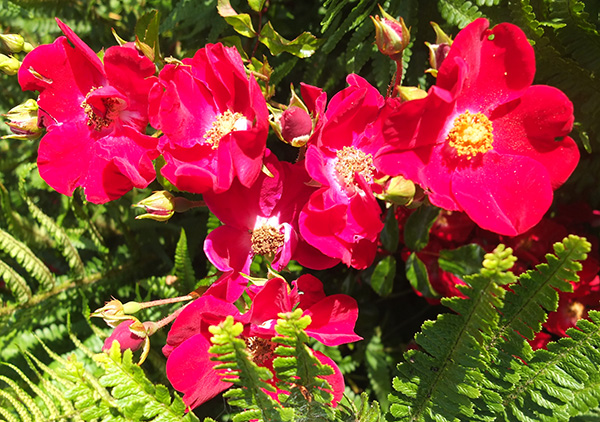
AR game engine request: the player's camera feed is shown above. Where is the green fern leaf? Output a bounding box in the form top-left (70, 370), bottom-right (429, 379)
top-left (438, 0), bottom-right (483, 28)
top-left (0, 258), bottom-right (32, 303)
top-left (272, 309), bottom-right (335, 418)
top-left (95, 342), bottom-right (199, 421)
top-left (21, 188), bottom-right (86, 279)
top-left (389, 244), bottom-right (516, 421)
top-left (321, 0), bottom-right (376, 55)
top-left (0, 227), bottom-right (54, 291)
top-left (209, 316), bottom-right (286, 422)
top-left (173, 228), bottom-right (196, 291)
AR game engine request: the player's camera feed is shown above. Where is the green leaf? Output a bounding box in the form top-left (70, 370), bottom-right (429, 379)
top-left (135, 10), bottom-right (161, 62)
top-left (259, 21), bottom-right (322, 58)
top-left (369, 256), bottom-right (396, 297)
top-left (217, 0), bottom-right (257, 38)
top-left (405, 252), bottom-right (438, 299)
top-left (380, 207), bottom-right (399, 253)
top-left (248, 0), bottom-right (266, 12)
top-left (404, 205), bottom-right (440, 252)
top-left (438, 244), bottom-right (486, 278)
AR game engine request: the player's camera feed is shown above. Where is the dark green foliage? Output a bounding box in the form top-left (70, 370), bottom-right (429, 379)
top-left (390, 236), bottom-right (593, 422)
top-left (0, 335), bottom-right (198, 422)
top-left (173, 228), bottom-right (196, 292)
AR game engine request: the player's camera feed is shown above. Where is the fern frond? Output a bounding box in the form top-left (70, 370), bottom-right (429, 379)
top-left (0, 258), bottom-right (32, 303)
top-left (94, 342), bottom-right (199, 422)
top-left (272, 308), bottom-right (336, 419)
top-left (173, 228), bottom-right (196, 291)
top-left (19, 184), bottom-right (85, 280)
top-left (209, 316), bottom-right (288, 422)
top-left (548, 0), bottom-right (600, 77)
top-left (321, 0), bottom-right (376, 55)
top-left (438, 0), bottom-right (483, 28)
top-left (389, 244), bottom-right (516, 421)
top-left (487, 235), bottom-right (590, 359)
top-left (0, 227), bottom-right (54, 292)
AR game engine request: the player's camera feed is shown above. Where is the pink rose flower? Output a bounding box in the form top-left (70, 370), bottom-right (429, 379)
top-left (203, 149), bottom-right (339, 276)
top-left (18, 19), bottom-right (159, 203)
top-left (376, 18), bottom-right (579, 235)
top-left (149, 43), bottom-right (269, 194)
top-left (299, 75), bottom-right (386, 269)
top-left (164, 275), bottom-right (361, 409)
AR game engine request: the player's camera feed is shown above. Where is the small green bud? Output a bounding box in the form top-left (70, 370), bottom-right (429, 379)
top-left (133, 190), bottom-right (175, 222)
top-left (375, 175), bottom-right (416, 206)
top-left (2, 99), bottom-right (42, 140)
top-left (0, 34), bottom-right (25, 53)
top-left (370, 6), bottom-right (410, 62)
top-left (0, 53), bottom-right (20, 75)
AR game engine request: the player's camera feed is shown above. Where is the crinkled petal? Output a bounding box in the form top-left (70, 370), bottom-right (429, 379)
top-left (313, 350), bottom-right (345, 406)
top-left (163, 295), bottom-right (240, 357)
top-left (304, 295), bottom-right (362, 346)
top-left (204, 225), bottom-right (253, 273)
top-left (248, 278), bottom-right (291, 337)
top-left (103, 44), bottom-right (157, 130)
top-left (166, 333), bottom-right (231, 409)
top-left (490, 85), bottom-right (578, 189)
top-left (438, 19), bottom-right (535, 113)
top-left (452, 152), bottom-right (553, 235)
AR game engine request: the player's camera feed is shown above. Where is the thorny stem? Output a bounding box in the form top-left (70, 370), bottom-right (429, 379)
top-left (136, 294), bottom-right (195, 310)
top-left (392, 55), bottom-right (404, 98)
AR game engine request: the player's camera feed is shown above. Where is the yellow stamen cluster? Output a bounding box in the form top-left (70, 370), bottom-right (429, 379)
top-left (251, 225), bottom-right (285, 256)
top-left (80, 87), bottom-right (121, 131)
top-left (203, 110), bottom-right (244, 149)
top-left (567, 301), bottom-right (585, 320)
top-left (334, 146), bottom-right (375, 187)
top-left (446, 111), bottom-right (494, 160)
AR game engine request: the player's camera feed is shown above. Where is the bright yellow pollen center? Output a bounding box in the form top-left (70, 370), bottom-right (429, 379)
top-left (334, 146), bottom-right (375, 187)
top-left (203, 110), bottom-right (244, 149)
top-left (446, 111), bottom-right (494, 160)
top-left (251, 225), bottom-right (285, 256)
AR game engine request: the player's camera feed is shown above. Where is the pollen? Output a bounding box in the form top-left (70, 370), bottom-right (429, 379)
top-left (80, 87), bottom-right (123, 131)
top-left (567, 300), bottom-right (585, 320)
top-left (251, 225), bottom-right (285, 257)
top-left (245, 336), bottom-right (276, 365)
top-left (446, 111), bottom-right (494, 160)
top-left (203, 110), bottom-right (245, 149)
top-left (334, 146), bottom-right (375, 187)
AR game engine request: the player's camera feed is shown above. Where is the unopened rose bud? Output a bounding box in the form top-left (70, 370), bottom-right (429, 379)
top-left (0, 53), bottom-right (20, 75)
top-left (92, 299), bottom-right (128, 327)
top-left (280, 106), bottom-right (312, 146)
top-left (425, 22), bottom-right (453, 76)
top-left (2, 99), bottom-right (42, 140)
top-left (102, 319), bottom-right (145, 353)
top-left (0, 34), bottom-right (25, 53)
top-left (133, 191), bottom-right (204, 221)
top-left (133, 190), bottom-right (175, 221)
top-left (371, 6), bottom-right (410, 62)
top-left (375, 175), bottom-right (416, 206)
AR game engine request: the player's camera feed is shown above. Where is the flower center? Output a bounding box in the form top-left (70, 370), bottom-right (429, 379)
top-left (245, 336), bottom-right (275, 365)
top-left (203, 110), bottom-right (245, 149)
top-left (251, 225), bottom-right (285, 256)
top-left (334, 146), bottom-right (375, 187)
top-left (446, 111), bottom-right (494, 160)
top-left (80, 87), bottom-right (122, 131)
top-left (566, 300), bottom-right (585, 320)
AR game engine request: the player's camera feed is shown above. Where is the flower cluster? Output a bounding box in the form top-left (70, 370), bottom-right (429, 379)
top-left (20, 14), bottom-right (583, 413)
